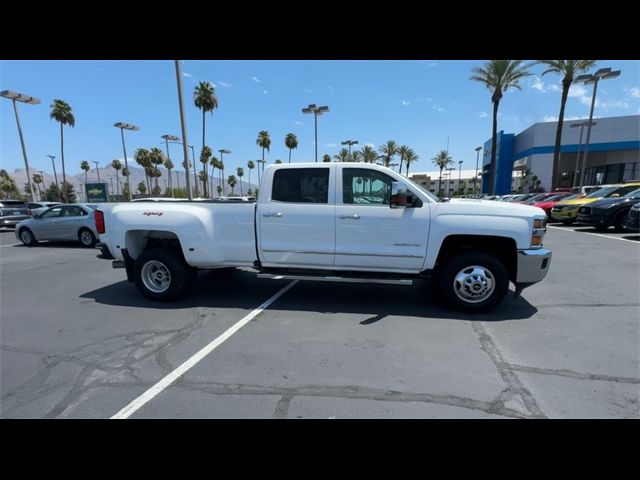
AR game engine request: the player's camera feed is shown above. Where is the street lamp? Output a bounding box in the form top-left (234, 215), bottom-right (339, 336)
top-left (161, 134), bottom-right (180, 198)
top-left (164, 139), bottom-right (197, 197)
top-left (218, 149), bottom-right (231, 199)
top-left (570, 121), bottom-right (597, 188)
top-left (574, 67), bottom-right (621, 188)
top-left (1, 90), bottom-right (40, 202)
top-left (174, 60), bottom-right (193, 201)
top-left (447, 167), bottom-right (455, 196)
top-left (458, 160), bottom-right (463, 186)
top-left (302, 104), bottom-right (329, 162)
top-left (92, 161), bottom-right (101, 183)
top-left (46, 155), bottom-right (62, 202)
top-left (114, 122), bottom-right (139, 201)
top-left (474, 147), bottom-right (482, 193)
top-left (341, 140), bottom-right (358, 160)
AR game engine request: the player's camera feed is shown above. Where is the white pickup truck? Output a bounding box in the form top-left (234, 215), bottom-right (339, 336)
top-left (95, 163), bottom-right (551, 311)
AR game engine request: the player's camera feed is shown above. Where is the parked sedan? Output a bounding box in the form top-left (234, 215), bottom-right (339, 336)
top-left (577, 188), bottom-right (640, 231)
top-left (532, 192), bottom-right (579, 217)
top-left (15, 204), bottom-right (99, 247)
top-left (0, 200), bottom-right (31, 228)
top-left (624, 202), bottom-right (640, 232)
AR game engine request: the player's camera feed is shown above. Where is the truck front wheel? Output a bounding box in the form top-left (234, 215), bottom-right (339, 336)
top-left (133, 248), bottom-right (193, 301)
top-left (437, 251), bottom-right (509, 312)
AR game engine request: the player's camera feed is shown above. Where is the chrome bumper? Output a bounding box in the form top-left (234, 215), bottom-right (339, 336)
top-left (516, 248), bottom-right (551, 284)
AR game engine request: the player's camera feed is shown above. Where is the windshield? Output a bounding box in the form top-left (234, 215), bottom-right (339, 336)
top-left (585, 185), bottom-right (635, 198)
top-left (623, 187), bottom-right (640, 198)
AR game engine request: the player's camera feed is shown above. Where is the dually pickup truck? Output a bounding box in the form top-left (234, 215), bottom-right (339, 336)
top-left (95, 163), bottom-right (551, 311)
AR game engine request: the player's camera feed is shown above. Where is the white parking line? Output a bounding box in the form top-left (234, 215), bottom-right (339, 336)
top-left (111, 280), bottom-right (299, 419)
top-left (547, 225), bottom-right (639, 244)
top-left (0, 243), bottom-right (21, 248)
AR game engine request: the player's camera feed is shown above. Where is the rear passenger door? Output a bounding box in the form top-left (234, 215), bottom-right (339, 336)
top-left (57, 206), bottom-right (89, 240)
top-left (258, 167), bottom-right (335, 267)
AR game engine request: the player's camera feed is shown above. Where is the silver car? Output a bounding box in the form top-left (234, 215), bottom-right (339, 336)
top-left (15, 204), bottom-right (99, 248)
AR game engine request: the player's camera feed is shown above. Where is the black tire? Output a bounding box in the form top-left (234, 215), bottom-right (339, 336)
top-left (133, 248), bottom-right (192, 301)
top-left (18, 227), bottom-right (38, 246)
top-left (78, 228), bottom-right (97, 248)
top-left (613, 210), bottom-right (627, 232)
top-left (436, 251), bottom-right (509, 312)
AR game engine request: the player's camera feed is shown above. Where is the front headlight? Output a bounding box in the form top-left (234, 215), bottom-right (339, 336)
top-left (531, 217), bottom-right (546, 248)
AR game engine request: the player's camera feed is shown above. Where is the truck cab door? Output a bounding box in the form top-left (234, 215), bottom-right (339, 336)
top-left (257, 166), bottom-right (335, 267)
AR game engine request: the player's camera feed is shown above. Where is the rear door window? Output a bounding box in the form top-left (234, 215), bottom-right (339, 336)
top-left (272, 168), bottom-right (330, 203)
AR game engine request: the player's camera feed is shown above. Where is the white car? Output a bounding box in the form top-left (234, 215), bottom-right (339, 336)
top-left (96, 163), bottom-right (551, 312)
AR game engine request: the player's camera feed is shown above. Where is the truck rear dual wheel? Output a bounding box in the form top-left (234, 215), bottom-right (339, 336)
top-left (437, 251), bottom-right (509, 312)
top-left (133, 248), bottom-right (195, 301)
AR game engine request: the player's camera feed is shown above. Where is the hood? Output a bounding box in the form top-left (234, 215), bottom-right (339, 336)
top-left (555, 197), bottom-right (600, 207)
top-left (588, 196), bottom-right (640, 209)
top-left (438, 198), bottom-right (545, 217)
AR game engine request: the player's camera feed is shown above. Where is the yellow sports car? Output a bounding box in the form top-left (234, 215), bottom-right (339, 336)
top-left (551, 182), bottom-right (640, 225)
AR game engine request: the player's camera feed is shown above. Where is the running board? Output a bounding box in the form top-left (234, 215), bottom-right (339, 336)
top-left (257, 273), bottom-right (413, 286)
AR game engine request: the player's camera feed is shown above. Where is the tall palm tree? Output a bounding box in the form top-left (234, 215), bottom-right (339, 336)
top-left (32, 173), bottom-right (44, 200)
top-left (227, 175), bottom-right (237, 196)
top-left (404, 149), bottom-right (419, 177)
top-left (149, 148), bottom-right (165, 191)
top-left (257, 131), bottom-right (271, 170)
top-left (397, 145), bottom-right (411, 175)
top-left (217, 185), bottom-right (223, 197)
top-left (0, 170), bottom-right (19, 199)
top-left (209, 156), bottom-right (218, 199)
top-left (275, 159), bottom-right (283, 164)
top-left (378, 140), bottom-right (399, 167)
top-left (137, 181), bottom-right (147, 195)
top-left (218, 160), bottom-right (225, 196)
top-left (322, 154), bottom-right (331, 163)
top-left (432, 150), bottom-right (454, 197)
top-left (333, 148), bottom-right (350, 163)
top-left (134, 148), bottom-right (152, 194)
top-left (164, 158), bottom-right (174, 196)
top-left (358, 145), bottom-right (378, 164)
top-left (50, 99), bottom-right (75, 202)
top-left (199, 146), bottom-right (212, 197)
top-left (247, 160), bottom-right (255, 192)
top-left (536, 60), bottom-right (597, 189)
top-left (470, 60), bottom-right (532, 195)
top-left (194, 81), bottom-right (218, 195)
top-left (80, 160), bottom-right (90, 184)
top-left (285, 133), bottom-right (298, 163)
top-left (236, 167), bottom-right (244, 196)
top-left (111, 159), bottom-right (122, 196)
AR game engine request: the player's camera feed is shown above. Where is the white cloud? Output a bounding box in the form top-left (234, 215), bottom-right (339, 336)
top-left (599, 99), bottom-right (630, 110)
top-left (294, 121), bottom-right (302, 125)
top-left (550, 84), bottom-right (561, 92)
top-left (263, 90), bottom-right (268, 95)
top-left (543, 115), bottom-right (588, 122)
top-left (435, 106), bottom-right (445, 112)
top-left (328, 86), bottom-right (335, 94)
top-left (531, 76), bottom-right (545, 92)
top-left (304, 88), bottom-right (312, 94)
top-left (251, 76), bottom-right (262, 83)
top-left (218, 81), bottom-right (231, 87)
top-left (183, 72), bottom-right (192, 78)
top-left (479, 112), bottom-right (488, 118)
top-left (401, 100), bottom-right (410, 106)
top-left (326, 143), bottom-right (336, 148)
top-left (629, 87), bottom-right (640, 98)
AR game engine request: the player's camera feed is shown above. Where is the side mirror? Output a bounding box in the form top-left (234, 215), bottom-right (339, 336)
top-left (390, 182), bottom-right (416, 208)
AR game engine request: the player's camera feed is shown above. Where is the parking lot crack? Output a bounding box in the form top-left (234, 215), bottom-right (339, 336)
top-left (510, 364), bottom-right (640, 385)
top-left (471, 322), bottom-right (547, 419)
top-left (273, 394), bottom-right (294, 419)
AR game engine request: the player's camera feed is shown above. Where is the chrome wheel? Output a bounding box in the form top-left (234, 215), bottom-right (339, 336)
top-left (141, 260), bottom-right (172, 293)
top-left (453, 265), bottom-right (495, 304)
top-left (80, 230), bottom-right (94, 246)
top-left (20, 229), bottom-right (33, 245)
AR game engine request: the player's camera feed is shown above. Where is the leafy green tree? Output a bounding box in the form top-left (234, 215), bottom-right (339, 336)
top-left (397, 145), bottom-right (410, 175)
top-left (50, 99), bottom-right (75, 202)
top-left (247, 160), bottom-right (255, 191)
top-left (236, 167), bottom-right (244, 196)
top-left (134, 148), bottom-right (152, 194)
top-left (256, 131), bottom-right (271, 170)
top-left (404, 148), bottom-right (419, 177)
top-left (194, 81), bottom-right (218, 195)
top-left (137, 181), bottom-right (147, 195)
top-left (111, 159), bottom-right (122, 196)
top-left (164, 158), bottom-right (174, 196)
top-left (322, 154), bottom-right (331, 163)
top-left (536, 60), bottom-right (597, 189)
top-left (358, 145), bottom-right (378, 163)
top-left (149, 148), bottom-right (165, 191)
top-left (378, 140), bottom-right (399, 167)
top-left (199, 145), bottom-right (212, 197)
top-left (45, 181), bottom-right (76, 203)
top-left (0, 170), bottom-right (20, 199)
top-left (432, 150), bottom-right (454, 198)
top-left (32, 173), bottom-right (44, 199)
top-left (470, 60), bottom-right (532, 194)
top-left (227, 174), bottom-right (237, 196)
top-left (285, 133), bottom-right (298, 163)
top-left (333, 148), bottom-right (350, 163)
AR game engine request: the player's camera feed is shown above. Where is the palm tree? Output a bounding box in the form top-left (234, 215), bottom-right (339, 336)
top-left (397, 145), bottom-right (410, 175)
top-left (432, 150), bottom-right (454, 197)
top-left (536, 60), bottom-right (597, 189)
top-left (218, 160), bottom-right (225, 196)
top-left (194, 81), bottom-right (218, 195)
top-left (50, 99), bottom-right (75, 202)
top-left (285, 133), bottom-right (298, 163)
top-left (378, 140), bottom-right (399, 167)
top-left (164, 158), bottom-right (174, 196)
top-left (333, 148), bottom-right (350, 163)
top-left (275, 159), bottom-right (283, 164)
top-left (0, 170), bottom-right (19, 199)
top-left (137, 181), bottom-right (147, 195)
top-left (247, 160), bottom-right (255, 192)
top-left (198, 146), bottom-right (212, 197)
top-left (149, 148), bottom-right (165, 191)
top-left (134, 148), bottom-right (152, 194)
top-left (236, 167), bottom-right (244, 196)
top-left (111, 159), bottom-right (122, 196)
top-left (404, 148), bottom-right (419, 177)
top-left (322, 154), bottom-right (331, 163)
top-left (358, 145), bottom-right (378, 164)
top-left (80, 160), bottom-right (90, 184)
top-left (209, 156), bottom-right (219, 199)
top-left (32, 173), bottom-right (44, 200)
top-left (227, 175), bottom-right (237, 196)
top-left (470, 60), bottom-right (532, 195)
top-left (257, 130), bottom-right (271, 170)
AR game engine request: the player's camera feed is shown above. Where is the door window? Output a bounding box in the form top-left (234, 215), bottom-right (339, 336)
top-left (272, 168), bottom-right (329, 203)
top-left (343, 168), bottom-right (394, 205)
top-left (40, 207), bottom-right (63, 218)
top-left (61, 206), bottom-right (87, 216)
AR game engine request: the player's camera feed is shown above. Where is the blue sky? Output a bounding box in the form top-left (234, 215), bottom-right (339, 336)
top-left (2, 60), bottom-right (638, 178)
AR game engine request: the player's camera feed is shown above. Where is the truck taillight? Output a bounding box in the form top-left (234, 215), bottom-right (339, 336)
top-left (95, 209), bottom-right (105, 234)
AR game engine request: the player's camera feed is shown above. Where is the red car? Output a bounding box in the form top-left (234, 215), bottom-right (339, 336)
top-left (532, 192), bottom-right (583, 217)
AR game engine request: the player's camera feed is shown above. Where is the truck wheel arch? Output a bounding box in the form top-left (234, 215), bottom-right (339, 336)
top-left (124, 230), bottom-right (185, 260)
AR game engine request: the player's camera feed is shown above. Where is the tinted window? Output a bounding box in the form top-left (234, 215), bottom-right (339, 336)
top-left (41, 207), bottom-right (63, 218)
top-left (62, 206), bottom-right (87, 216)
top-left (272, 168), bottom-right (329, 203)
top-left (343, 168), bottom-right (394, 205)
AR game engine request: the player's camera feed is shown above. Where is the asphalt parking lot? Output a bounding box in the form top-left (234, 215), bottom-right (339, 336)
top-left (1, 225), bottom-right (638, 419)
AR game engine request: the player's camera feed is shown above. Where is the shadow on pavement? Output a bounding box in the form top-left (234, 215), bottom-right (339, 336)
top-left (14, 241), bottom-right (92, 249)
top-left (80, 268), bottom-right (538, 322)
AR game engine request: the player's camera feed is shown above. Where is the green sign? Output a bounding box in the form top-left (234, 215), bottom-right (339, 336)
top-left (86, 183), bottom-right (109, 202)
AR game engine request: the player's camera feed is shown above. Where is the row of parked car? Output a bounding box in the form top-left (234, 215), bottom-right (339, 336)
top-left (0, 200), bottom-right (101, 247)
top-left (486, 180), bottom-right (640, 232)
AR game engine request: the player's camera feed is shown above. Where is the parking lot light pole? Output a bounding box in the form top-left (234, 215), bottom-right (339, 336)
top-left (114, 122), bottom-right (139, 201)
top-left (474, 147), bottom-right (482, 194)
top-left (341, 140), bottom-right (358, 160)
top-left (92, 161), bottom-right (101, 183)
top-left (162, 134), bottom-right (180, 198)
top-left (570, 121), bottom-right (596, 189)
top-left (47, 154), bottom-right (62, 202)
top-left (1, 90), bottom-right (40, 202)
top-left (302, 104), bottom-right (329, 162)
top-left (174, 60), bottom-right (193, 201)
top-left (574, 67), bottom-right (621, 188)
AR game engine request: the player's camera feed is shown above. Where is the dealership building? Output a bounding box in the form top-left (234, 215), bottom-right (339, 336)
top-left (481, 115), bottom-right (640, 194)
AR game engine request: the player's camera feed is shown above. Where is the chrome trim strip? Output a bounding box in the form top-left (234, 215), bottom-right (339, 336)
top-left (262, 249), bottom-right (424, 259)
top-left (257, 273), bottom-right (413, 286)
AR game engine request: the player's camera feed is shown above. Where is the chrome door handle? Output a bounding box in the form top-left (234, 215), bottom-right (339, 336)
top-left (263, 212), bottom-right (283, 218)
top-left (339, 214), bottom-right (361, 220)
